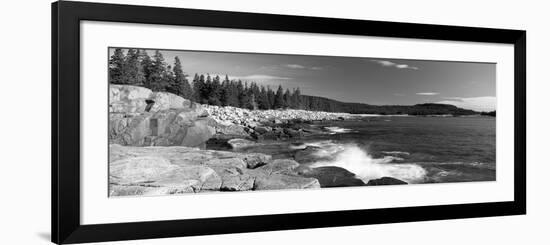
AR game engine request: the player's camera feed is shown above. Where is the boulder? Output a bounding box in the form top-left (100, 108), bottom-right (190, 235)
top-left (220, 174), bottom-right (255, 191)
top-left (152, 165), bottom-right (222, 191)
top-left (366, 177), bottom-right (408, 186)
top-left (203, 158), bottom-right (248, 172)
top-left (109, 112), bottom-right (153, 145)
top-left (109, 109), bottom-right (215, 147)
top-left (241, 153), bottom-right (271, 169)
top-left (180, 118), bottom-right (216, 147)
top-left (109, 156), bottom-right (222, 196)
top-left (109, 85), bottom-right (215, 148)
top-left (253, 174), bottom-right (320, 190)
top-left (109, 85), bottom-right (152, 113)
top-left (109, 85), bottom-right (196, 113)
top-left (302, 166), bottom-right (365, 187)
top-left (215, 124), bottom-right (249, 137)
top-left (148, 92), bottom-right (193, 112)
top-left (109, 156), bottom-right (178, 184)
top-left (257, 159), bottom-right (300, 175)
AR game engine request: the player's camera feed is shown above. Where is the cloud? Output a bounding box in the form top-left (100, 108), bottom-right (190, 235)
top-left (284, 64), bottom-right (305, 69)
top-left (436, 96), bottom-right (496, 112)
top-left (284, 64), bottom-right (323, 70)
top-left (416, 92), bottom-right (440, 96)
top-left (230, 74), bottom-right (292, 81)
top-left (371, 60), bottom-right (419, 70)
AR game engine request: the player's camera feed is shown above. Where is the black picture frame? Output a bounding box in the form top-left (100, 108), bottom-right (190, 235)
top-left (52, 1), bottom-right (526, 244)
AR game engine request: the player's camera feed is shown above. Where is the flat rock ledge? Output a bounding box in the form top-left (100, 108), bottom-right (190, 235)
top-left (109, 144), bottom-right (320, 197)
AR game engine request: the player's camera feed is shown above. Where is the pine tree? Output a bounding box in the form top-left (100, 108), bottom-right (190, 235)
top-left (220, 75), bottom-right (231, 106)
top-left (108, 48), bottom-right (125, 84)
top-left (171, 56), bottom-right (193, 99)
top-left (267, 87), bottom-right (275, 110)
top-left (164, 65), bottom-right (175, 93)
top-left (258, 86), bottom-right (270, 110)
top-left (148, 50), bottom-right (169, 92)
top-left (198, 74), bottom-right (208, 104)
top-left (191, 74), bottom-right (202, 102)
top-left (291, 87), bottom-right (301, 109)
top-left (283, 89), bottom-right (292, 108)
top-left (208, 75), bottom-right (222, 105)
top-left (192, 74), bottom-right (208, 103)
top-left (139, 50), bottom-right (153, 89)
top-left (247, 82), bottom-right (260, 110)
top-left (121, 49), bottom-right (145, 85)
top-left (227, 78), bottom-right (240, 107)
top-left (274, 85), bottom-right (285, 109)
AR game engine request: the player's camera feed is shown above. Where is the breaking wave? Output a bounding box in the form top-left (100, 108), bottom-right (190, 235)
top-left (309, 143), bottom-right (426, 184)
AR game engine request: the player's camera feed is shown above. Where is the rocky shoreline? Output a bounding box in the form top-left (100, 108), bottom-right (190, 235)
top-left (109, 144), bottom-right (321, 196)
top-left (204, 104), bottom-right (362, 142)
top-left (108, 85), bottom-right (407, 196)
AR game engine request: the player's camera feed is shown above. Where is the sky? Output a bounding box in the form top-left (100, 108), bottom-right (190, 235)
top-left (109, 48), bottom-right (496, 111)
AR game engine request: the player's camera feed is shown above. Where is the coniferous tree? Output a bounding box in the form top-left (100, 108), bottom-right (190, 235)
top-left (121, 49), bottom-right (145, 85)
top-left (148, 50), bottom-right (169, 92)
top-left (171, 56), bottom-right (193, 99)
top-left (202, 74), bottom-right (212, 104)
top-left (164, 65), bottom-right (175, 93)
top-left (228, 78), bottom-right (240, 107)
top-left (108, 48), bottom-right (125, 84)
top-left (208, 75), bottom-right (222, 105)
top-left (220, 77), bottom-right (229, 106)
top-left (247, 82), bottom-right (260, 110)
top-left (138, 50), bottom-right (153, 88)
top-left (274, 85), bottom-right (285, 109)
top-left (291, 88), bottom-right (302, 109)
top-left (236, 80), bottom-right (246, 107)
top-left (196, 74), bottom-right (207, 103)
top-left (191, 74), bottom-right (203, 102)
top-left (267, 87), bottom-right (275, 110)
top-left (283, 89), bottom-right (292, 108)
top-left (258, 86), bottom-right (270, 110)
top-left (242, 82), bottom-right (253, 109)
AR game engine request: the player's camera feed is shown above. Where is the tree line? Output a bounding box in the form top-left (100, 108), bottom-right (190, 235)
top-left (109, 48), bottom-right (304, 110)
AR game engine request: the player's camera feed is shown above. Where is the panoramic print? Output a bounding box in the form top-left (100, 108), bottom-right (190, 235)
top-left (108, 48), bottom-right (496, 197)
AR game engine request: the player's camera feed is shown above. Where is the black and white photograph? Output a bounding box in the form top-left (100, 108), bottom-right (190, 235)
top-left (108, 47), bottom-right (496, 197)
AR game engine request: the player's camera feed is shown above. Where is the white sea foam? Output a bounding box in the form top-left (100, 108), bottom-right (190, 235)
top-left (288, 144), bottom-right (307, 150)
top-left (310, 144), bottom-right (426, 184)
top-left (288, 140), bottom-right (338, 150)
top-left (324, 126), bottom-right (355, 134)
top-left (381, 151), bottom-right (411, 156)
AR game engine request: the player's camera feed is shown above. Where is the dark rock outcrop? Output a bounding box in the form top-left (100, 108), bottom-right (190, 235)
top-left (366, 177), bottom-right (408, 186)
top-left (302, 166), bottom-right (365, 187)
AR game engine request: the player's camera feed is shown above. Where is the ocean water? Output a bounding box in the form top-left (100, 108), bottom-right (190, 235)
top-left (210, 116), bottom-right (496, 186)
